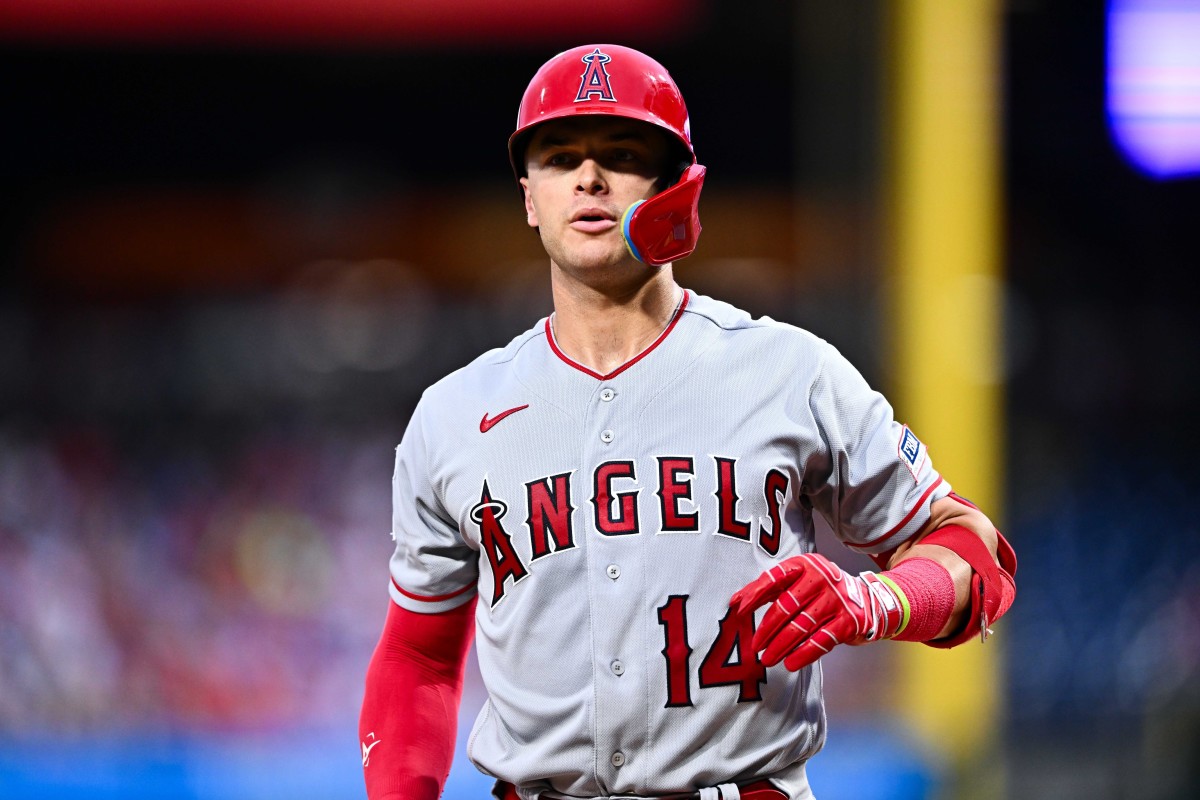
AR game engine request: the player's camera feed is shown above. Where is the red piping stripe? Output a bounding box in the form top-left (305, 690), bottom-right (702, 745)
top-left (545, 291), bottom-right (690, 381)
top-left (844, 476), bottom-right (944, 551)
top-left (392, 577), bottom-right (474, 603)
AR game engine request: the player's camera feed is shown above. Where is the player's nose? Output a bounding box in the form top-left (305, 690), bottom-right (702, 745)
top-left (574, 159), bottom-right (608, 194)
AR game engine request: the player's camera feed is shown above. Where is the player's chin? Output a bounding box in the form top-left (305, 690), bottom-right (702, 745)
top-left (561, 238), bottom-right (635, 272)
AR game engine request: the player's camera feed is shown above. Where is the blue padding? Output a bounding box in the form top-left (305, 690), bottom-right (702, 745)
top-left (621, 200), bottom-right (646, 263)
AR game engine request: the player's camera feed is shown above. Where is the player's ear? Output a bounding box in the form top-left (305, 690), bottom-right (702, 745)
top-left (520, 177), bottom-right (539, 229)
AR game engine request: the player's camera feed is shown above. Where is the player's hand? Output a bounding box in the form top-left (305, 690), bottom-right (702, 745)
top-left (729, 553), bottom-right (907, 671)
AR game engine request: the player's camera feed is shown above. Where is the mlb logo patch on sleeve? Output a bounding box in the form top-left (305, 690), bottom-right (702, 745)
top-left (898, 426), bottom-right (927, 480)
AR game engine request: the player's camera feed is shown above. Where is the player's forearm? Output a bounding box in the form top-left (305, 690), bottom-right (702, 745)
top-left (360, 680), bottom-right (462, 800)
top-left (887, 495), bottom-right (1009, 641)
top-left (359, 599), bottom-right (476, 800)
top-left (890, 539), bottom-right (976, 638)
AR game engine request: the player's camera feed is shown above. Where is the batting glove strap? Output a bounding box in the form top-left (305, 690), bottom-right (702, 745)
top-left (871, 572), bottom-right (912, 637)
top-left (853, 570), bottom-right (909, 642)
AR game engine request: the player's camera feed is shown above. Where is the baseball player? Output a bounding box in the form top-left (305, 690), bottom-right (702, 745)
top-left (359, 44), bottom-right (1017, 800)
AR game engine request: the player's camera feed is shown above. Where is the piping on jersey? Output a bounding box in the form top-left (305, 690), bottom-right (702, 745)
top-left (842, 476), bottom-right (945, 551)
top-left (545, 290), bottom-right (689, 381)
top-left (392, 577), bottom-right (475, 604)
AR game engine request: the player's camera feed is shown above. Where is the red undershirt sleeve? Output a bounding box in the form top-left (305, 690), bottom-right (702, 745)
top-left (359, 597), bottom-right (477, 800)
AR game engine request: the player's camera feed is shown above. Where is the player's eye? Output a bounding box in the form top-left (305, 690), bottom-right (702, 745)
top-left (543, 151), bottom-right (576, 168)
top-left (605, 146), bottom-right (659, 173)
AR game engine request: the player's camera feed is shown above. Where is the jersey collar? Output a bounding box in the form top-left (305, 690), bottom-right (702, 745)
top-left (545, 290), bottom-right (690, 381)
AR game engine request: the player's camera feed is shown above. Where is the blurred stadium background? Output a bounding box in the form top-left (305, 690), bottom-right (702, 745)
top-left (2, 1), bottom-right (1199, 799)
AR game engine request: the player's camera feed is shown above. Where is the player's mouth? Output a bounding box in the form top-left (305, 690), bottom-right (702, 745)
top-left (569, 207), bottom-right (618, 234)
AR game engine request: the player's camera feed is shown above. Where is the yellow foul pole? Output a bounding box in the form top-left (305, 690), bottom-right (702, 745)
top-left (885, 0), bottom-right (1005, 796)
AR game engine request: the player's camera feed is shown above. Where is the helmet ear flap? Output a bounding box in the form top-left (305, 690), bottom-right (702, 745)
top-left (621, 164), bottom-right (706, 267)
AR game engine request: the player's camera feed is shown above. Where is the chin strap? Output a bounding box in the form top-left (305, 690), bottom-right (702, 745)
top-left (622, 164), bottom-right (706, 267)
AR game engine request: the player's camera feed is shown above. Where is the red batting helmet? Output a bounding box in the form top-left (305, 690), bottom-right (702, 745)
top-left (509, 44), bottom-right (706, 266)
top-left (508, 44), bottom-right (696, 178)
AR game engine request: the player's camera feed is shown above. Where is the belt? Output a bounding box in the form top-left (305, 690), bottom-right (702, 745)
top-left (498, 779), bottom-right (787, 800)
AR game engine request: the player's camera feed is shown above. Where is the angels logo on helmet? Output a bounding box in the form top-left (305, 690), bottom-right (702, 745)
top-left (575, 48), bottom-right (617, 103)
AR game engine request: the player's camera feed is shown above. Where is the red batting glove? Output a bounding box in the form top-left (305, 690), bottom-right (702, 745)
top-left (730, 552), bottom-right (909, 671)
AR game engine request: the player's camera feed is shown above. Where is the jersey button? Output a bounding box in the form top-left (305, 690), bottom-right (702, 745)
top-left (611, 659), bottom-right (624, 676)
top-left (611, 751), bottom-right (625, 767)
top-left (600, 388), bottom-right (616, 402)
top-left (606, 564), bottom-right (621, 580)
top-left (600, 429), bottom-right (614, 443)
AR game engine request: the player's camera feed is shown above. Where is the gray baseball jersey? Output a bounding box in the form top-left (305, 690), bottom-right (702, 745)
top-left (387, 290), bottom-right (951, 799)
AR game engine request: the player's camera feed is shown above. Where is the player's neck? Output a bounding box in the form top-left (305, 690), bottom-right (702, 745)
top-left (549, 272), bottom-right (683, 376)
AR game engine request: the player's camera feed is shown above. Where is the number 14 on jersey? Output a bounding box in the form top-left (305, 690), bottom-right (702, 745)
top-left (657, 595), bottom-right (767, 707)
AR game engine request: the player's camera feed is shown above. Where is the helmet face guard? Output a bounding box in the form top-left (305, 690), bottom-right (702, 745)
top-left (510, 44), bottom-right (705, 266)
top-left (621, 163), bottom-right (706, 267)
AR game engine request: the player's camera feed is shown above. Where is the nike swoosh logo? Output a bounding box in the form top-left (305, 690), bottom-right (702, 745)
top-left (480, 404), bottom-right (529, 433)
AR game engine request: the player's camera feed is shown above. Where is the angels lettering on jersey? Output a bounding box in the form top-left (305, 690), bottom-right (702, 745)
top-left (470, 455), bottom-right (790, 607)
